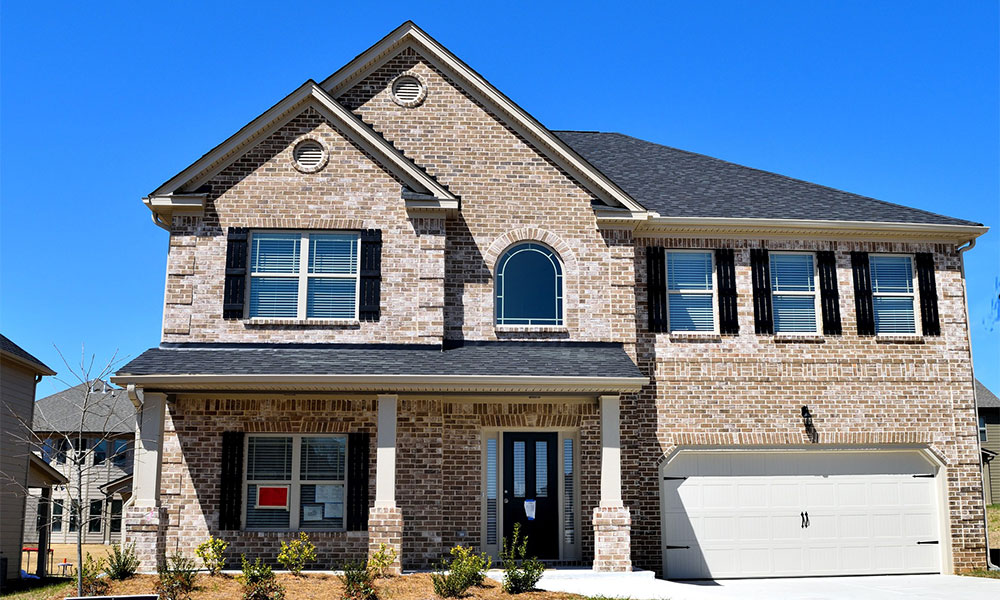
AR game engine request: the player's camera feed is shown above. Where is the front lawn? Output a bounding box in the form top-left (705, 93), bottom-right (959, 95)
top-left (0, 579), bottom-right (73, 600)
top-left (988, 503), bottom-right (1000, 549)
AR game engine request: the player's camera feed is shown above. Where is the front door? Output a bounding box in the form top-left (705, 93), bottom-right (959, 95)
top-left (503, 432), bottom-right (558, 559)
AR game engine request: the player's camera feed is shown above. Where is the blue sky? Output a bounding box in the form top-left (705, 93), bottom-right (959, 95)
top-left (2, 1), bottom-right (997, 396)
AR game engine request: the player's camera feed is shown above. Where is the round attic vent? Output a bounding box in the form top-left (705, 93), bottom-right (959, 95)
top-left (292, 140), bottom-right (327, 172)
top-left (391, 75), bottom-right (426, 107)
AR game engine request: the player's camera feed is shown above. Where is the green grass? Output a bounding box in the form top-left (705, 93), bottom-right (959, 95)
top-left (0, 579), bottom-right (74, 600)
top-left (961, 569), bottom-right (1000, 579)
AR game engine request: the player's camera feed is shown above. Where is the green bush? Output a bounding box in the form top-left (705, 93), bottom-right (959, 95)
top-left (277, 532), bottom-right (317, 575)
top-left (431, 544), bottom-right (493, 596)
top-left (366, 543), bottom-right (398, 579)
top-left (156, 552), bottom-right (198, 600)
top-left (239, 555), bottom-right (285, 600)
top-left (79, 552), bottom-right (110, 596)
top-left (501, 523), bottom-right (544, 594)
top-left (104, 542), bottom-right (140, 580)
top-left (339, 561), bottom-right (377, 600)
top-left (196, 536), bottom-right (229, 575)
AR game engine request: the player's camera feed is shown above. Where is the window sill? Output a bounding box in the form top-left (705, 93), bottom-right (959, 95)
top-left (875, 335), bottom-right (924, 344)
top-left (243, 318), bottom-right (360, 328)
top-left (667, 332), bottom-right (722, 342)
top-left (772, 334), bottom-right (826, 343)
top-left (495, 324), bottom-right (568, 333)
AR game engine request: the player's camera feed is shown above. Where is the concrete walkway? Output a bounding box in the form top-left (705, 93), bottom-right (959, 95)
top-left (525, 570), bottom-right (1000, 600)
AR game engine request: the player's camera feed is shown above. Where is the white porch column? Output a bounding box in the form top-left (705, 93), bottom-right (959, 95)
top-left (599, 394), bottom-right (623, 507)
top-left (375, 394), bottom-right (398, 508)
top-left (127, 391), bottom-right (167, 572)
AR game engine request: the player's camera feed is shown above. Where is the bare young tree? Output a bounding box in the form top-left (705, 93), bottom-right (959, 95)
top-left (1, 345), bottom-right (130, 597)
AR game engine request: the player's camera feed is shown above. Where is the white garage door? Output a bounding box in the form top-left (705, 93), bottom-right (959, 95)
top-left (660, 450), bottom-right (943, 579)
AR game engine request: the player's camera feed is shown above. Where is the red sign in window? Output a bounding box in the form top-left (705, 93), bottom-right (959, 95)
top-left (256, 486), bottom-right (289, 509)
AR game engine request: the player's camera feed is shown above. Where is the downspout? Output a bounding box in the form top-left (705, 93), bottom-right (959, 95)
top-left (957, 237), bottom-right (996, 570)
top-left (123, 384), bottom-right (142, 545)
top-left (120, 494), bottom-right (135, 546)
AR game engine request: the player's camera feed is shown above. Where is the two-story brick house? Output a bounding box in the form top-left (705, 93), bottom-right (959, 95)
top-left (112, 22), bottom-right (990, 578)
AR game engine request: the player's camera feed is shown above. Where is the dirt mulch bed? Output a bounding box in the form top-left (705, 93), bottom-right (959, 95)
top-left (42, 573), bottom-right (585, 600)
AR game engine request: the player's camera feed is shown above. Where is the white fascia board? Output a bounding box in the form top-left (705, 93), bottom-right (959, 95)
top-left (320, 22), bottom-right (648, 214)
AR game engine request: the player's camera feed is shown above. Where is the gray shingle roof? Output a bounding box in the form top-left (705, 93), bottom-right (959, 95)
top-left (33, 381), bottom-right (135, 433)
top-left (556, 131), bottom-right (981, 226)
top-left (0, 333), bottom-right (54, 374)
top-left (977, 379), bottom-right (1000, 409)
top-left (118, 342), bottom-right (644, 379)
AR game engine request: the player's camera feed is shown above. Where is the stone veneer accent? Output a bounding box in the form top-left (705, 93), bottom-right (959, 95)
top-left (592, 506), bottom-right (632, 572)
top-left (368, 506), bottom-right (403, 575)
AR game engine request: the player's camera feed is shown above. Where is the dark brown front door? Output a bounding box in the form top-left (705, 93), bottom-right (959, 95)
top-left (502, 432), bottom-right (558, 559)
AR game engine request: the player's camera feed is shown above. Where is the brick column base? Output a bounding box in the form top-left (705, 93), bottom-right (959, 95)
top-left (592, 506), bottom-right (632, 572)
top-left (125, 505), bottom-right (167, 573)
top-left (368, 506), bottom-right (403, 575)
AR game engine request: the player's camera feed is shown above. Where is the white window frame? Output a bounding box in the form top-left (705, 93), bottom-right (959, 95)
top-left (246, 230), bottom-right (361, 320)
top-left (241, 433), bottom-right (349, 531)
top-left (664, 249), bottom-right (719, 334)
top-left (868, 253), bottom-right (921, 336)
top-left (769, 251), bottom-right (822, 334)
top-left (980, 417), bottom-right (988, 443)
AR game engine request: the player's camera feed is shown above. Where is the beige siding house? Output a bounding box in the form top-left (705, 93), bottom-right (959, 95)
top-left (977, 380), bottom-right (1000, 505)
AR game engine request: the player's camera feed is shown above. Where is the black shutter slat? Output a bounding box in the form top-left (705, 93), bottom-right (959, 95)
top-left (750, 249), bottom-right (773, 334)
top-left (851, 252), bottom-right (875, 336)
top-left (346, 432), bottom-right (370, 531)
top-left (646, 246), bottom-right (668, 333)
top-left (359, 230), bottom-right (382, 322)
top-left (222, 228), bottom-right (249, 319)
top-left (715, 249), bottom-right (739, 335)
top-left (916, 253), bottom-right (940, 336)
top-left (817, 251), bottom-right (842, 335)
top-left (219, 431), bottom-right (244, 531)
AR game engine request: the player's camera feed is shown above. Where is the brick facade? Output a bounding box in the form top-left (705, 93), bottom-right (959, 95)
top-left (134, 39), bottom-right (986, 576)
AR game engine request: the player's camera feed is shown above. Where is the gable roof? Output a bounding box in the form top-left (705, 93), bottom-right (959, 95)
top-left (556, 131), bottom-right (981, 227)
top-left (33, 381), bottom-right (135, 434)
top-left (977, 379), bottom-right (1000, 409)
top-left (0, 333), bottom-right (55, 375)
top-left (320, 21), bottom-right (646, 214)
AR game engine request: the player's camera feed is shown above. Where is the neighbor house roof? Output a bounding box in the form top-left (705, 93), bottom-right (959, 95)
top-left (0, 333), bottom-right (55, 375)
top-left (33, 381), bottom-right (135, 434)
top-left (112, 342), bottom-right (647, 394)
top-left (976, 379), bottom-right (1000, 409)
top-left (555, 131), bottom-right (981, 227)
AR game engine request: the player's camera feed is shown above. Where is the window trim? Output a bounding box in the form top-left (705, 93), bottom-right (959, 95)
top-left (980, 416), bottom-right (988, 443)
top-left (768, 251), bottom-right (822, 335)
top-left (664, 249), bottom-right (719, 334)
top-left (88, 499), bottom-right (103, 533)
top-left (241, 433), bottom-right (349, 532)
top-left (868, 253), bottom-right (921, 336)
top-left (51, 499), bottom-right (63, 532)
top-left (245, 230), bottom-right (361, 321)
top-left (494, 241), bottom-right (566, 327)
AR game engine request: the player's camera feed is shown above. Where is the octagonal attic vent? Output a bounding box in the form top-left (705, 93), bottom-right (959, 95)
top-left (391, 75), bottom-right (426, 107)
top-left (292, 140), bottom-right (327, 172)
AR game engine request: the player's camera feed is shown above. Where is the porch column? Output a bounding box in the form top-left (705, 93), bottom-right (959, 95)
top-left (593, 394), bottom-right (632, 572)
top-left (369, 394), bottom-right (402, 574)
top-left (125, 391), bottom-right (167, 572)
top-left (36, 487), bottom-right (51, 578)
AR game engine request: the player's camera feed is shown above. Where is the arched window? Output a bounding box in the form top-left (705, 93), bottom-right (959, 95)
top-left (495, 242), bottom-right (564, 326)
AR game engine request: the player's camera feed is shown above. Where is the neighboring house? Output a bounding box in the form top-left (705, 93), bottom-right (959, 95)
top-left (978, 379), bottom-right (1000, 505)
top-left (110, 22), bottom-right (990, 579)
top-left (23, 382), bottom-right (135, 546)
top-left (0, 334), bottom-right (60, 587)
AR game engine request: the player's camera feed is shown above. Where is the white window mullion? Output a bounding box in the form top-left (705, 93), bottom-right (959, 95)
top-left (297, 233), bottom-right (310, 319)
top-left (290, 437), bottom-right (302, 529)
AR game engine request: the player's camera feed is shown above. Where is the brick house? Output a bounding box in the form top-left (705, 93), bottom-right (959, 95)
top-left (112, 22), bottom-right (990, 578)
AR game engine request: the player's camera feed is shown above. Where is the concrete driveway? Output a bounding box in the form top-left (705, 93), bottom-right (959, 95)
top-left (529, 571), bottom-right (1000, 600)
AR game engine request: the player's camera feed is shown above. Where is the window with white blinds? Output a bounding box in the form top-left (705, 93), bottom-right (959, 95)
top-left (665, 251), bottom-right (715, 332)
top-left (243, 434), bottom-right (347, 530)
top-left (248, 232), bottom-right (359, 319)
top-left (869, 255), bottom-right (916, 334)
top-left (769, 253), bottom-right (819, 333)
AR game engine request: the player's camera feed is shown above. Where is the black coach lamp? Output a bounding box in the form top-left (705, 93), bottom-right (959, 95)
top-left (801, 405), bottom-right (818, 443)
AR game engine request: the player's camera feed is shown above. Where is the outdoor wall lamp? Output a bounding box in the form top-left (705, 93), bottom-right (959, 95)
top-left (801, 405), bottom-right (818, 443)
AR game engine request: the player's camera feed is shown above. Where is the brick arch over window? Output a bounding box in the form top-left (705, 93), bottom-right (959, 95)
top-left (483, 228), bottom-right (576, 272)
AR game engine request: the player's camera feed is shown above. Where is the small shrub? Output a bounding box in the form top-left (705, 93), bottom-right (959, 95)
top-left (277, 532), bottom-right (317, 575)
top-left (501, 523), bottom-right (544, 594)
top-left (431, 544), bottom-right (492, 597)
top-left (104, 542), bottom-right (140, 580)
top-left (239, 555), bottom-right (285, 600)
top-left (366, 543), bottom-right (398, 579)
top-left (196, 535), bottom-right (229, 575)
top-left (156, 552), bottom-right (198, 600)
top-left (79, 552), bottom-right (110, 596)
top-left (339, 561), bottom-right (377, 600)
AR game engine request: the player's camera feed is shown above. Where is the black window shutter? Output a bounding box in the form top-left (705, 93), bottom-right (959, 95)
top-left (359, 230), bottom-right (382, 322)
top-left (219, 431), bottom-right (244, 531)
top-left (223, 228), bottom-right (249, 319)
top-left (715, 249), bottom-right (739, 335)
top-left (817, 251), bottom-right (842, 335)
top-left (915, 253), bottom-right (941, 336)
top-left (851, 252), bottom-right (875, 336)
top-left (646, 246), bottom-right (668, 332)
top-left (750, 249), bottom-right (773, 334)
top-left (346, 432), bottom-right (370, 531)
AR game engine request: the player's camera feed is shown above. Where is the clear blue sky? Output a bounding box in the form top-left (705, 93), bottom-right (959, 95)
top-left (2, 1), bottom-right (997, 396)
